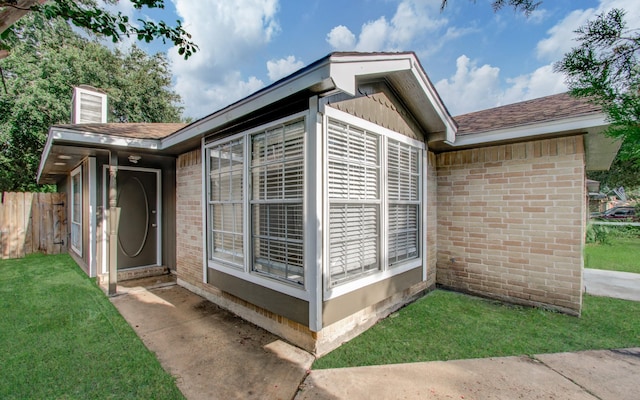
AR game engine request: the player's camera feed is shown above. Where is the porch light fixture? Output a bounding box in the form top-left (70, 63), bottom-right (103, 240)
top-left (128, 154), bottom-right (141, 164)
top-left (54, 162), bottom-right (66, 166)
top-left (57, 155), bottom-right (72, 160)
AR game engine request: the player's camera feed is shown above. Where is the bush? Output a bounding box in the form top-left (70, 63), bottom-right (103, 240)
top-left (586, 223), bottom-right (610, 244)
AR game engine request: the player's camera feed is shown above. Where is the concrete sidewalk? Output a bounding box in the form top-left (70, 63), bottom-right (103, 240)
top-left (584, 268), bottom-right (640, 302)
top-left (296, 349), bottom-right (640, 399)
top-left (111, 277), bottom-right (640, 400)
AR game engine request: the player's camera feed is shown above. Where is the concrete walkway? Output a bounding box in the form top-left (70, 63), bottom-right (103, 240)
top-left (584, 268), bottom-right (640, 301)
top-left (110, 276), bottom-right (640, 400)
top-left (111, 279), bottom-right (313, 400)
top-left (296, 348), bottom-right (640, 399)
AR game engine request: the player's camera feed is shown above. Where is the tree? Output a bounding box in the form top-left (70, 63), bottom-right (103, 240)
top-left (440, 0), bottom-right (541, 15)
top-left (0, 14), bottom-right (183, 191)
top-left (0, 0), bottom-right (197, 59)
top-left (555, 8), bottom-right (640, 151)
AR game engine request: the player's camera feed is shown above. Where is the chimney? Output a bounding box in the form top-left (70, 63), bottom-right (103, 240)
top-left (71, 85), bottom-right (107, 124)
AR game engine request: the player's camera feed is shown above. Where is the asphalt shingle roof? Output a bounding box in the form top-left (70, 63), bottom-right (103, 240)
top-left (453, 92), bottom-right (602, 135)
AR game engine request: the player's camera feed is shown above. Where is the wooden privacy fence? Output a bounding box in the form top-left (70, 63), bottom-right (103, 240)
top-left (0, 192), bottom-right (67, 259)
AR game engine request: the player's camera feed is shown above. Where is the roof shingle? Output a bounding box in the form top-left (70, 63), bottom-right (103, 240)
top-left (453, 93), bottom-right (602, 135)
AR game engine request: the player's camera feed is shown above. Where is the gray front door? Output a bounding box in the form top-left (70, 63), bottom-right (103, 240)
top-left (116, 169), bottom-right (159, 269)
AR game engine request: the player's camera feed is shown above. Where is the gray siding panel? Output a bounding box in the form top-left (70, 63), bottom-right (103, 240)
top-left (207, 268), bottom-right (310, 326)
top-left (322, 267), bottom-right (423, 326)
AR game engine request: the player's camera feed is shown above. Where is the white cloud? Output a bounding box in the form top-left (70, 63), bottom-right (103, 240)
top-left (266, 56), bottom-right (304, 81)
top-left (326, 25), bottom-right (356, 50)
top-left (435, 55), bottom-right (502, 115)
top-left (326, 0), bottom-right (447, 52)
top-left (169, 0), bottom-right (280, 118)
top-left (435, 55), bottom-right (566, 116)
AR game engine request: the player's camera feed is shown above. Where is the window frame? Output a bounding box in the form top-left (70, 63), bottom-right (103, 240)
top-left (203, 112), bottom-right (310, 301)
top-left (323, 106), bottom-right (425, 300)
top-left (70, 165), bottom-right (83, 256)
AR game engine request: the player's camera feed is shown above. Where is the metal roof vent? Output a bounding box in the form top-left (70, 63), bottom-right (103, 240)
top-left (71, 85), bottom-right (107, 124)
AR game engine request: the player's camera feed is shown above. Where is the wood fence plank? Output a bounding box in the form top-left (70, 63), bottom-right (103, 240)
top-left (23, 193), bottom-right (34, 255)
top-left (45, 194), bottom-right (53, 254)
top-left (0, 192), bottom-right (68, 258)
top-left (31, 193), bottom-right (40, 254)
top-left (8, 193), bottom-right (17, 259)
top-left (0, 193), bottom-right (5, 259)
top-left (15, 192), bottom-right (25, 258)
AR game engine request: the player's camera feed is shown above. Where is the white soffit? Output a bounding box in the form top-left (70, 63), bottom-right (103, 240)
top-left (50, 127), bottom-right (161, 150)
top-left (584, 129), bottom-right (622, 171)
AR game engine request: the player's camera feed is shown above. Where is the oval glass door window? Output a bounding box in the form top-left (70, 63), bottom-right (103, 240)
top-left (117, 176), bottom-right (150, 258)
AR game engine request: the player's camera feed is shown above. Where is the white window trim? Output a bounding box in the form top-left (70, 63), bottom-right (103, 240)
top-left (203, 111), bottom-right (310, 302)
top-left (323, 106), bottom-right (425, 300)
top-left (70, 165), bottom-right (82, 256)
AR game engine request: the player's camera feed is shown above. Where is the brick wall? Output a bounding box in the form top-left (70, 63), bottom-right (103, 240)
top-left (436, 136), bottom-right (585, 315)
top-left (426, 151), bottom-right (437, 288)
top-left (176, 149), bottom-right (205, 289)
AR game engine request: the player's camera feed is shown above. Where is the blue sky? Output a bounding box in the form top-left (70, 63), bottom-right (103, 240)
top-left (117, 0), bottom-right (640, 120)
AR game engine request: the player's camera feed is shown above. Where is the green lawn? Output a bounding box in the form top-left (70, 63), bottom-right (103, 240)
top-left (585, 237), bottom-right (640, 274)
top-left (313, 290), bottom-right (640, 369)
top-left (0, 253), bottom-right (184, 400)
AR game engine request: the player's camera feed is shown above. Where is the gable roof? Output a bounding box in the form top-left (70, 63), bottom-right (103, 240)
top-left (454, 92), bottom-right (602, 135)
top-left (162, 52), bottom-right (457, 153)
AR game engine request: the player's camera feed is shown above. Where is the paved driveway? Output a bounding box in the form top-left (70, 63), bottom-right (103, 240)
top-left (584, 268), bottom-right (640, 301)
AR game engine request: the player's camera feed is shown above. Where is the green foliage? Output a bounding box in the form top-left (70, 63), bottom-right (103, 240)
top-left (586, 223), bottom-right (610, 245)
top-left (0, 253), bottom-right (185, 399)
top-left (314, 290), bottom-right (640, 369)
top-left (5, 0), bottom-right (198, 59)
top-left (556, 9), bottom-right (640, 147)
top-left (0, 15), bottom-right (183, 191)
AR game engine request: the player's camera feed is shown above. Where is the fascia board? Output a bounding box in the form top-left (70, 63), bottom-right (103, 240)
top-left (36, 127), bottom-right (56, 183)
top-left (330, 54), bottom-right (458, 140)
top-left (161, 61), bottom-right (333, 150)
top-left (451, 113), bottom-right (608, 147)
top-left (49, 127), bottom-right (161, 150)
top-left (406, 58), bottom-right (457, 142)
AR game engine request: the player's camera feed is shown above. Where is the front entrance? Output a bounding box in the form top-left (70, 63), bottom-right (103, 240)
top-left (114, 168), bottom-right (161, 269)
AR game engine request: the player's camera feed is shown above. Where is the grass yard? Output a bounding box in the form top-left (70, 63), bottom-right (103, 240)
top-left (0, 253), bottom-right (184, 400)
top-left (585, 237), bottom-right (640, 274)
top-left (313, 290), bottom-right (640, 369)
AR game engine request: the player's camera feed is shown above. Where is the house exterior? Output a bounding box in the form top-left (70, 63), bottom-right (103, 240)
top-left (37, 52), bottom-right (620, 355)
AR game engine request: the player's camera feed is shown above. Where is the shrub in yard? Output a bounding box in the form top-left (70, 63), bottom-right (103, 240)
top-left (586, 223), bottom-right (610, 244)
